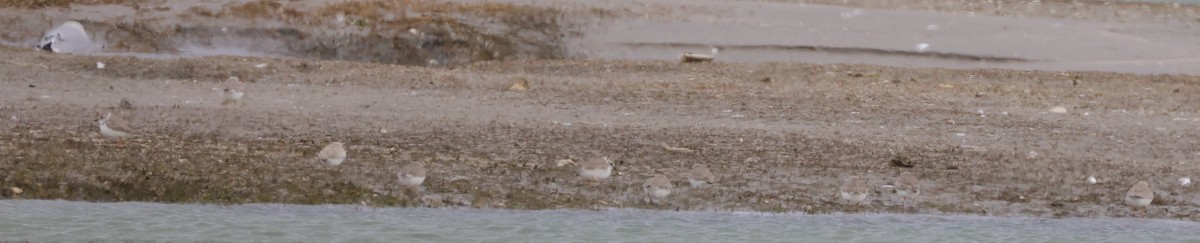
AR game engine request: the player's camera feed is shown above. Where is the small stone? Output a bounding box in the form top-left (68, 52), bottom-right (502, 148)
top-left (10, 187), bottom-right (22, 194)
top-left (889, 155), bottom-right (915, 168)
top-left (119, 98), bottom-right (134, 110)
top-left (1049, 106), bottom-right (1068, 113)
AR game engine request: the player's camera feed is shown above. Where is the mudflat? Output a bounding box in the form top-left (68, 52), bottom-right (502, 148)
top-left (1, 0), bottom-right (1198, 220)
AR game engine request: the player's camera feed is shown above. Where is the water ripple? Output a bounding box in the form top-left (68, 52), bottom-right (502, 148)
top-left (1, 200), bottom-right (1198, 242)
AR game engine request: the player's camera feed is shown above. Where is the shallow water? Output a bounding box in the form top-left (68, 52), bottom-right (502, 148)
top-left (1, 200), bottom-right (1198, 242)
top-left (1128, 0), bottom-right (1200, 4)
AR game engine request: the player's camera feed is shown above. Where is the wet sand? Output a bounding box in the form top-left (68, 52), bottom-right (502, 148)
top-left (564, 0), bottom-right (1200, 74)
top-left (1, 0), bottom-right (1199, 220)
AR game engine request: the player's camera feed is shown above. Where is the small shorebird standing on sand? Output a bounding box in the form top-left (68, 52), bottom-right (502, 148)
top-left (317, 142), bottom-right (347, 166)
top-left (1125, 181), bottom-right (1154, 218)
top-left (221, 77), bottom-right (245, 106)
top-left (397, 161), bottom-right (428, 192)
top-left (894, 172), bottom-right (920, 208)
top-left (840, 175), bottom-right (868, 209)
top-left (688, 163), bottom-right (717, 187)
top-left (643, 174), bottom-right (673, 204)
top-left (572, 157), bottom-right (614, 184)
top-left (95, 111), bottom-right (133, 144)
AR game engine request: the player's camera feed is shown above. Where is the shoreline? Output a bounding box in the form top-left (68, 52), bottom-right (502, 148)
top-left (1, 0), bottom-right (1199, 221)
top-left (2, 46), bottom-right (1198, 220)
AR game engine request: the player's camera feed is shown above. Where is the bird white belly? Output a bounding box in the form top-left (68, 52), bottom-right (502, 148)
top-left (99, 123), bottom-right (129, 139)
top-left (688, 178), bottom-right (707, 187)
top-left (1126, 196), bottom-right (1152, 207)
top-left (579, 167), bottom-right (611, 180)
top-left (646, 187), bottom-right (671, 199)
top-left (324, 158), bottom-right (344, 166)
top-left (224, 90), bottom-right (244, 101)
top-left (841, 192), bottom-right (866, 202)
top-left (399, 175), bottom-right (426, 187)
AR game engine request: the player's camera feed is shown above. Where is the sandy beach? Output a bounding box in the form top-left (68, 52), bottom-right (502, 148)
top-left (1, 0), bottom-right (1199, 220)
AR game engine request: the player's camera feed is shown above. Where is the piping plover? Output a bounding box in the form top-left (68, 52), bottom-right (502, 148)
top-left (687, 163), bottom-right (717, 187)
top-left (95, 112), bottom-right (133, 143)
top-left (221, 77), bottom-right (245, 106)
top-left (894, 172), bottom-right (920, 208)
top-left (1125, 181), bottom-right (1153, 218)
top-left (840, 175), bottom-right (868, 208)
top-left (37, 21), bottom-right (93, 54)
top-left (576, 157), bottom-right (614, 183)
top-left (643, 174), bottom-right (673, 204)
top-left (397, 161), bottom-right (427, 190)
top-left (318, 142), bottom-right (347, 166)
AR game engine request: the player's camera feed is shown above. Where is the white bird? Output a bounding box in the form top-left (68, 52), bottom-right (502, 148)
top-left (643, 174), bottom-right (673, 204)
top-left (1180, 177), bottom-right (1192, 187)
top-left (687, 163), bottom-right (717, 187)
top-left (397, 162), bottom-right (427, 191)
top-left (840, 176), bottom-right (868, 209)
top-left (317, 142), bottom-right (347, 166)
top-left (1087, 176), bottom-right (1097, 184)
top-left (221, 77), bottom-right (245, 106)
top-left (1125, 181), bottom-right (1154, 218)
top-left (37, 21), bottom-right (93, 54)
top-left (576, 157), bottom-right (614, 183)
top-left (894, 172), bottom-right (920, 208)
top-left (94, 111), bottom-right (133, 143)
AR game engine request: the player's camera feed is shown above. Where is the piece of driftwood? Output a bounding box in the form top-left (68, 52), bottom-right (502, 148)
top-left (680, 53), bottom-right (714, 62)
top-left (680, 47), bottom-right (721, 63)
